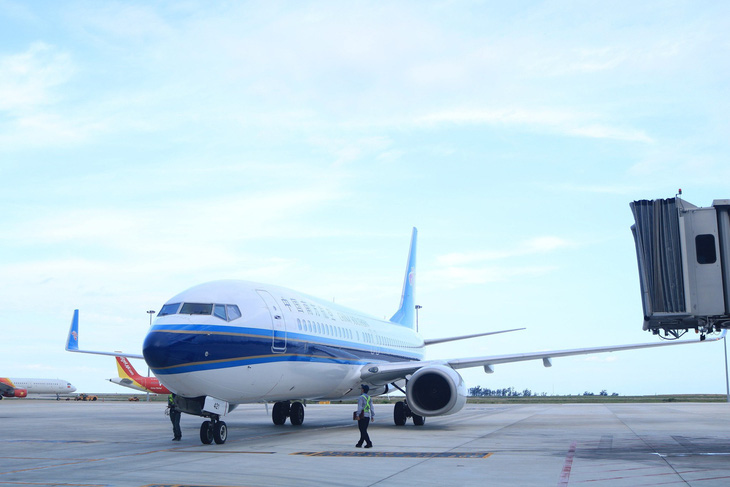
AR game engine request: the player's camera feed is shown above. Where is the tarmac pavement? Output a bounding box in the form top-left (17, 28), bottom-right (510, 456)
top-left (1, 399), bottom-right (729, 486)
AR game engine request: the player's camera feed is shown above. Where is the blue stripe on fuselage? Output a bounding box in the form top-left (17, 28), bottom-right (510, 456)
top-left (142, 324), bottom-right (421, 375)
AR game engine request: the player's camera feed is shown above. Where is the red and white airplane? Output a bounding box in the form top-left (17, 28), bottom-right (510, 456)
top-left (109, 356), bottom-right (170, 395)
top-left (1, 377), bottom-right (76, 399)
top-left (66, 228), bottom-right (725, 444)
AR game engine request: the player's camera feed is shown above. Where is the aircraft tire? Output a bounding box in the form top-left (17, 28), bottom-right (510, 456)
top-left (290, 402), bottom-right (304, 426)
top-left (394, 401), bottom-right (407, 426)
top-left (412, 414), bottom-right (425, 426)
top-left (200, 421), bottom-right (214, 444)
top-left (272, 401), bottom-right (288, 425)
top-left (213, 421), bottom-right (227, 444)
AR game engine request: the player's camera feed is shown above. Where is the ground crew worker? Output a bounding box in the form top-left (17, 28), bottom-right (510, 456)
top-left (167, 394), bottom-right (181, 441)
top-left (355, 384), bottom-right (374, 448)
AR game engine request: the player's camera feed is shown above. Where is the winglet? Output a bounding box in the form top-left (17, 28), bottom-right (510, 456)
top-left (66, 309), bottom-right (80, 352)
top-left (390, 227), bottom-right (418, 328)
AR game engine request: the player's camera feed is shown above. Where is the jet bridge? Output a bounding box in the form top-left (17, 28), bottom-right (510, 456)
top-left (630, 197), bottom-right (730, 338)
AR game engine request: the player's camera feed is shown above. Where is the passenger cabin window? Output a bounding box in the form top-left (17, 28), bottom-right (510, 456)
top-left (696, 234), bottom-right (717, 264)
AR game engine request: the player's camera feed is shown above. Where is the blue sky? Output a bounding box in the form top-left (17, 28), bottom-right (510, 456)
top-left (2, 1), bottom-right (730, 396)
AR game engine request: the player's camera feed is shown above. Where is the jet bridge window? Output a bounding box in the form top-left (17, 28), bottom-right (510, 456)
top-left (696, 234), bottom-right (717, 264)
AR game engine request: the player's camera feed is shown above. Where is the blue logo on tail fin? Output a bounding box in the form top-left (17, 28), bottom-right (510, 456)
top-left (66, 310), bottom-right (80, 351)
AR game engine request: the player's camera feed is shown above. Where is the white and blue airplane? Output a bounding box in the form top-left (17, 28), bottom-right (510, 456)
top-left (66, 228), bottom-right (724, 444)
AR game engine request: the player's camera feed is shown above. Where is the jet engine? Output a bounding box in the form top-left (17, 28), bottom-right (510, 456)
top-left (405, 364), bottom-right (466, 417)
top-left (1, 388), bottom-right (28, 398)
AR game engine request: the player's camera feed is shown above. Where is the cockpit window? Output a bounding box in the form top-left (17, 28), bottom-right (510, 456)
top-left (158, 302), bottom-right (242, 321)
top-left (159, 303), bottom-right (181, 316)
top-left (214, 304), bottom-right (227, 320)
top-left (227, 305), bottom-right (242, 321)
top-left (180, 303), bottom-right (213, 315)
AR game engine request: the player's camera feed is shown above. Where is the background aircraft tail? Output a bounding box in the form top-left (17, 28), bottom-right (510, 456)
top-left (116, 356), bottom-right (141, 380)
top-left (110, 356), bottom-right (171, 394)
top-left (390, 227), bottom-right (417, 328)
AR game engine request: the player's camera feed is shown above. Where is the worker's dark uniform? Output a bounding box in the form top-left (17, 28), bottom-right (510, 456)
top-left (168, 394), bottom-right (181, 441)
top-left (356, 392), bottom-right (374, 448)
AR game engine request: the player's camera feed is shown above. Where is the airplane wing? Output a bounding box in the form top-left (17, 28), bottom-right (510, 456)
top-left (359, 331), bottom-right (727, 385)
top-left (66, 310), bottom-right (145, 360)
top-left (423, 327), bottom-right (525, 345)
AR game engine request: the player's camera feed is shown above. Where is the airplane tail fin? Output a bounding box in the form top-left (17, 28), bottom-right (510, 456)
top-left (66, 309), bottom-right (80, 352)
top-left (116, 356), bottom-right (141, 380)
top-left (390, 227), bottom-right (418, 328)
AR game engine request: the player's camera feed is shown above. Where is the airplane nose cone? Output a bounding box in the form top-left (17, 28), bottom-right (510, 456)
top-left (144, 324), bottom-right (258, 373)
top-left (142, 330), bottom-right (173, 369)
top-left (143, 328), bottom-right (201, 370)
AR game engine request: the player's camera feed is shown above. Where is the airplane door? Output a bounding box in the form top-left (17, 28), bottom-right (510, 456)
top-left (256, 290), bottom-right (287, 353)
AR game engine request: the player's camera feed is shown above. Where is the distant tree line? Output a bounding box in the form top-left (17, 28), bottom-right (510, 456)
top-left (468, 386), bottom-right (545, 397)
top-left (468, 386), bottom-right (619, 397)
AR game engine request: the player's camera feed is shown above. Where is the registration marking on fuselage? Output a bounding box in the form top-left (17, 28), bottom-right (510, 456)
top-left (291, 451), bottom-right (493, 459)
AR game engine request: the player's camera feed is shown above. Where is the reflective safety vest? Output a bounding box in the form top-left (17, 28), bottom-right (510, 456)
top-left (361, 394), bottom-right (371, 413)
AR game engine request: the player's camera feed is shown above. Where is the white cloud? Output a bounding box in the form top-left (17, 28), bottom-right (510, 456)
top-left (569, 124), bottom-right (653, 143)
top-left (426, 265), bottom-right (557, 286)
top-left (0, 42), bottom-right (74, 113)
top-left (428, 236), bottom-right (576, 287)
top-left (531, 47), bottom-right (628, 76)
top-left (438, 236), bottom-right (577, 266)
top-left (417, 107), bottom-right (653, 142)
top-left (546, 183), bottom-right (646, 196)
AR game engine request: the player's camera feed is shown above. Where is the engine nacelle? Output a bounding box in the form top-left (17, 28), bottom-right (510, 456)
top-left (1, 388), bottom-right (28, 398)
top-left (406, 365), bottom-right (467, 417)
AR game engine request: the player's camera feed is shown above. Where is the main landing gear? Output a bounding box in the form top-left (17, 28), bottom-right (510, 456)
top-left (272, 400), bottom-right (305, 426)
top-left (393, 400), bottom-right (425, 426)
top-left (200, 415), bottom-right (227, 444)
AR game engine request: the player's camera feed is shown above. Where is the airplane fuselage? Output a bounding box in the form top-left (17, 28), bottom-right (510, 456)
top-left (142, 280), bottom-right (424, 403)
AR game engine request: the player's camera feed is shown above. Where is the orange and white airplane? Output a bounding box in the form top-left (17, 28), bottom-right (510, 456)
top-left (108, 357), bottom-right (170, 395)
top-left (1, 377), bottom-right (76, 399)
